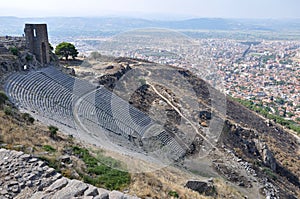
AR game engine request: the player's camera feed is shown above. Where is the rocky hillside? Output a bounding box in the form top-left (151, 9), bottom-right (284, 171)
top-left (72, 55), bottom-right (300, 198)
top-left (0, 36), bottom-right (75, 88)
top-left (0, 37), bottom-right (40, 78)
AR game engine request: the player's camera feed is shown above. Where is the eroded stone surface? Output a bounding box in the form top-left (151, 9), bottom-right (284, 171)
top-left (0, 148), bottom-right (140, 199)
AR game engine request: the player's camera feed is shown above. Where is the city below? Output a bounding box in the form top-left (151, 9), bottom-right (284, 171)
top-left (68, 32), bottom-right (300, 131)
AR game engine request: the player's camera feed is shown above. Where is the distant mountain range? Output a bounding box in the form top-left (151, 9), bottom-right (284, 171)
top-left (1, 16), bottom-right (300, 38)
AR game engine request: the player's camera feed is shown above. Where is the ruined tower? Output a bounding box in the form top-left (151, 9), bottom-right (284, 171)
top-left (24, 24), bottom-right (50, 65)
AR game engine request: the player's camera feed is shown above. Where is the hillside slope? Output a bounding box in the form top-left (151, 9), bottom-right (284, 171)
top-left (1, 54), bottom-right (300, 198)
top-left (73, 55), bottom-right (300, 198)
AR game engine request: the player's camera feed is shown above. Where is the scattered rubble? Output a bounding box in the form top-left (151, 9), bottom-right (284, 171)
top-left (185, 180), bottom-right (215, 196)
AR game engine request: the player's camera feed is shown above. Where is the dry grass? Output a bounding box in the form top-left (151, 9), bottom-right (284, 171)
top-left (0, 109), bottom-right (84, 180)
top-left (264, 134), bottom-right (300, 177)
top-left (0, 111), bottom-right (68, 155)
top-left (128, 166), bottom-right (245, 199)
top-left (264, 135), bottom-right (300, 198)
top-left (129, 169), bottom-right (207, 199)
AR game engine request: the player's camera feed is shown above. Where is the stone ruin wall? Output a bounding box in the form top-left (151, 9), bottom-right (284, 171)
top-left (0, 24), bottom-right (56, 87)
top-left (24, 24), bottom-right (50, 65)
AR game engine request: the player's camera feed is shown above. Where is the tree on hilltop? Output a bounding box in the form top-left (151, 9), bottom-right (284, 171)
top-left (55, 42), bottom-right (78, 60)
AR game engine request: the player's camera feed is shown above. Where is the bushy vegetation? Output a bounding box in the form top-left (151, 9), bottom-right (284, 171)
top-left (25, 54), bottom-right (33, 61)
top-left (21, 113), bottom-right (35, 124)
top-left (232, 97), bottom-right (300, 134)
top-left (4, 106), bottom-right (13, 116)
top-left (263, 167), bottom-right (277, 180)
top-left (48, 125), bottom-right (59, 138)
top-left (43, 145), bottom-right (56, 152)
top-left (55, 42), bottom-right (78, 60)
top-left (9, 46), bottom-right (19, 56)
top-left (72, 146), bottom-right (130, 190)
top-left (168, 190), bottom-right (179, 198)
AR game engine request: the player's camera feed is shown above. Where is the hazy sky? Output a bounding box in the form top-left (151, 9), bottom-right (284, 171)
top-left (1, 0), bottom-right (299, 19)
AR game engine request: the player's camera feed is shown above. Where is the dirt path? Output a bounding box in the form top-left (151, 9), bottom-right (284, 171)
top-left (148, 82), bottom-right (221, 152)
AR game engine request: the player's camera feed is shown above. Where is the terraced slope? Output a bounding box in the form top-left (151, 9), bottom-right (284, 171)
top-left (4, 67), bottom-right (186, 162)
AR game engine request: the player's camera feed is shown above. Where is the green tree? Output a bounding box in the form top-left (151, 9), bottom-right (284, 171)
top-left (55, 42), bottom-right (78, 60)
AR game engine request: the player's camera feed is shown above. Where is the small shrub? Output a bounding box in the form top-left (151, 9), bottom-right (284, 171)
top-left (9, 47), bottom-right (19, 56)
top-left (263, 167), bottom-right (277, 180)
top-left (25, 54), bottom-right (33, 61)
top-left (168, 191), bottom-right (179, 198)
top-left (43, 145), bottom-right (56, 152)
top-left (253, 160), bottom-right (262, 167)
top-left (48, 125), bottom-right (58, 138)
top-left (22, 113), bottom-right (35, 124)
top-left (4, 106), bottom-right (13, 115)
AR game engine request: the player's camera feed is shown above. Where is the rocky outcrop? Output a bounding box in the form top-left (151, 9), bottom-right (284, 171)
top-left (256, 142), bottom-right (277, 171)
top-left (185, 179), bottom-right (215, 196)
top-left (98, 65), bottom-right (132, 89)
top-left (0, 148), bottom-right (140, 199)
top-left (0, 36), bottom-right (62, 82)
